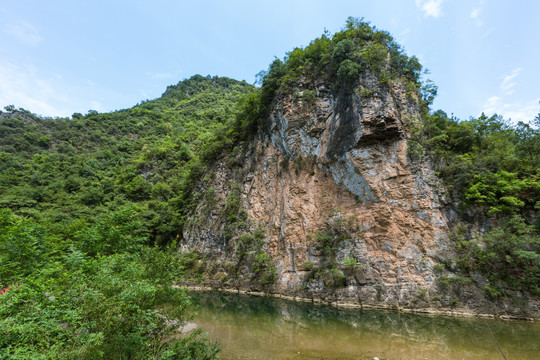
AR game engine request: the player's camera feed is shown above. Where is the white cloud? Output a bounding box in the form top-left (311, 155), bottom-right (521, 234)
top-left (470, 8), bottom-right (483, 26)
top-left (0, 61), bottom-right (69, 116)
top-left (500, 67), bottom-right (522, 95)
top-left (0, 61), bottom-right (149, 117)
top-left (90, 100), bottom-right (103, 112)
top-left (481, 27), bottom-right (495, 38)
top-left (482, 97), bottom-right (539, 123)
top-left (4, 20), bottom-right (42, 45)
top-left (485, 96), bottom-right (501, 108)
top-left (481, 68), bottom-right (539, 123)
top-left (415, 0), bottom-right (445, 18)
top-left (398, 28), bottom-right (411, 40)
top-left (139, 89), bottom-right (149, 99)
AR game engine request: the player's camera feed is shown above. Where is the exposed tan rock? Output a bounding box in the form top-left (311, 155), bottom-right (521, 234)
top-left (181, 72), bottom-right (538, 318)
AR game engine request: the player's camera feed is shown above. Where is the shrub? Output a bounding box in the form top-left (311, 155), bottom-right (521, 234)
top-left (342, 256), bottom-right (361, 270)
top-left (251, 252), bottom-right (277, 287)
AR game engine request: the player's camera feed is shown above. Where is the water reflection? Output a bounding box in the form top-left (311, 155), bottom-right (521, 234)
top-left (190, 291), bottom-right (540, 360)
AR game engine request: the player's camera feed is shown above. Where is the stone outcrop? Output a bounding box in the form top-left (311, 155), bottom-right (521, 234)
top-left (181, 71), bottom-right (539, 319)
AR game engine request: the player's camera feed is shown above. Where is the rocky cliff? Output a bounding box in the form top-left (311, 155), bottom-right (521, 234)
top-left (180, 69), bottom-right (538, 319)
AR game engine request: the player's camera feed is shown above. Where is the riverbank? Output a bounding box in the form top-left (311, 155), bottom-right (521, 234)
top-left (182, 285), bottom-right (539, 321)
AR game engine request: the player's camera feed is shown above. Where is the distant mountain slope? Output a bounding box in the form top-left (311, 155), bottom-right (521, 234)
top-left (0, 75), bottom-right (254, 242)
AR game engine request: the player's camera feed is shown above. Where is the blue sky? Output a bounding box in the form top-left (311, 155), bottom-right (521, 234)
top-left (0, 0), bottom-right (538, 123)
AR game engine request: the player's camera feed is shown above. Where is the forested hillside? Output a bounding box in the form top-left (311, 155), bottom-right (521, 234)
top-left (0, 75), bottom-right (253, 359)
top-left (0, 75), bottom-right (254, 243)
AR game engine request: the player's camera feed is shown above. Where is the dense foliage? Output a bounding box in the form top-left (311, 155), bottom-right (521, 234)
top-left (0, 75), bottom-right (254, 244)
top-left (0, 208), bottom-right (219, 359)
top-left (411, 110), bottom-right (540, 295)
top-left (258, 17), bottom-right (424, 110)
top-left (0, 75), bottom-right (255, 359)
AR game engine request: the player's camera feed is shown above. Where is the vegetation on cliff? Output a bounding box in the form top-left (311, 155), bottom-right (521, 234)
top-left (410, 110), bottom-right (540, 296)
top-left (258, 17), bottom-right (427, 110)
top-left (246, 17), bottom-right (539, 298)
top-left (175, 17), bottom-right (434, 292)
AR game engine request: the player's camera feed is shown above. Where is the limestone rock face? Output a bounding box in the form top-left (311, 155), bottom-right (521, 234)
top-left (181, 72), bottom-right (537, 317)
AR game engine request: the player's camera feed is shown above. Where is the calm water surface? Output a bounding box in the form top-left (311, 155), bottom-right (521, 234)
top-left (190, 291), bottom-right (540, 360)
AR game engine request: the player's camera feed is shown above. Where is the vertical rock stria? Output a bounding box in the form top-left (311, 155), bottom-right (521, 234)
top-left (181, 71), bottom-right (537, 317)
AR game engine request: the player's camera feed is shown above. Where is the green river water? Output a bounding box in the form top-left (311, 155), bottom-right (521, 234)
top-left (189, 291), bottom-right (540, 360)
